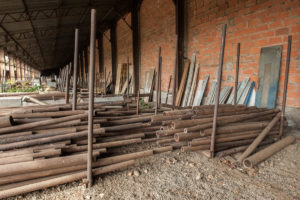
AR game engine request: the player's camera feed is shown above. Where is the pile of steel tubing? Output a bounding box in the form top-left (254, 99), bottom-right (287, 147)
top-left (0, 102), bottom-right (291, 198)
top-left (154, 105), bottom-right (288, 154)
top-left (0, 100), bottom-right (174, 198)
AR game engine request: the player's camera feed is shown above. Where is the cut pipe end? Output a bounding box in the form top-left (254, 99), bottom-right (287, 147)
top-left (243, 159), bottom-right (253, 168)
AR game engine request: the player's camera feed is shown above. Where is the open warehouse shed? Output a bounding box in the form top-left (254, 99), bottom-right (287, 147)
top-left (0, 0), bottom-right (299, 199)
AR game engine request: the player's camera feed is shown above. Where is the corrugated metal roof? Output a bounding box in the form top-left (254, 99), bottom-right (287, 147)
top-left (0, 0), bottom-right (131, 71)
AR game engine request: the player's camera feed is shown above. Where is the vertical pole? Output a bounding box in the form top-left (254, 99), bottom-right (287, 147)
top-left (65, 64), bottom-right (70, 104)
top-left (210, 24), bottom-right (227, 158)
top-left (280, 35), bottom-right (292, 138)
top-left (127, 56), bottom-right (130, 98)
top-left (155, 47), bottom-right (161, 115)
top-left (103, 67), bottom-right (106, 95)
top-left (172, 35), bottom-right (178, 109)
top-left (166, 75), bottom-right (172, 104)
top-left (72, 28), bottom-right (79, 111)
top-left (136, 90), bottom-right (140, 115)
top-left (88, 8), bottom-right (96, 188)
top-left (158, 55), bottom-right (162, 107)
top-left (234, 43), bottom-right (240, 105)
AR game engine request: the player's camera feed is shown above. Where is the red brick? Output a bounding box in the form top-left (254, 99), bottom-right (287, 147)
top-left (275, 27), bottom-right (289, 35)
top-left (269, 37), bottom-right (283, 45)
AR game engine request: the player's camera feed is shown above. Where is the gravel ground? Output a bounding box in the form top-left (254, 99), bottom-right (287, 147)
top-left (9, 108), bottom-right (300, 200)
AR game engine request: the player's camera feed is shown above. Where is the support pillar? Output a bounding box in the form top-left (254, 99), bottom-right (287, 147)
top-left (175, 0), bottom-right (187, 86)
top-left (110, 20), bottom-right (117, 87)
top-left (132, 0), bottom-right (142, 94)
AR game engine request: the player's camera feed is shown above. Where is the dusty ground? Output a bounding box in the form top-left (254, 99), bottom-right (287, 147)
top-left (10, 108), bottom-right (300, 200)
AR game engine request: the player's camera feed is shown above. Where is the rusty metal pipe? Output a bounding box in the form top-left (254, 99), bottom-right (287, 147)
top-left (280, 35), bottom-right (292, 138)
top-left (243, 135), bottom-right (295, 168)
top-left (210, 24), bottom-right (227, 158)
top-left (72, 28), bottom-right (79, 111)
top-left (0, 116), bottom-right (14, 128)
top-left (88, 8), bottom-right (97, 187)
top-left (234, 43), bottom-right (240, 105)
top-left (0, 113), bottom-right (88, 135)
top-left (65, 65), bottom-right (70, 104)
top-left (237, 112), bottom-right (281, 163)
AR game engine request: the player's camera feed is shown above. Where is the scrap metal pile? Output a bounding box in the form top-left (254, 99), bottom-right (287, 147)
top-left (0, 101), bottom-right (295, 199)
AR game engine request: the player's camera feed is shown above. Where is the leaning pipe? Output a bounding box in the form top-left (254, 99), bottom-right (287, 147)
top-left (237, 112), bottom-right (281, 163)
top-left (243, 135), bottom-right (295, 168)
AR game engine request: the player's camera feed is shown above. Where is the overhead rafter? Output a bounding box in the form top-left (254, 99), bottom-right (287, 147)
top-left (22, 0), bottom-right (46, 66)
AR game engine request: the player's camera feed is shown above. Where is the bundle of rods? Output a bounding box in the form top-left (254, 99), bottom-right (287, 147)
top-left (0, 100), bottom-right (172, 199)
top-left (154, 104), bottom-right (288, 156)
top-left (0, 102), bottom-right (289, 198)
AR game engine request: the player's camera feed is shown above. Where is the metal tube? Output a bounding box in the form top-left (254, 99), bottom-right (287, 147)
top-left (127, 56), bottom-right (130, 98)
top-left (165, 75), bottom-right (172, 104)
top-left (158, 55), bottom-right (162, 106)
top-left (280, 35), bottom-right (292, 138)
top-left (237, 112), bottom-right (281, 163)
top-left (65, 65), bottom-right (70, 104)
top-left (87, 8), bottom-right (96, 187)
top-left (243, 135), bottom-right (295, 168)
top-left (210, 24), bottom-right (227, 158)
top-left (155, 47), bottom-right (161, 115)
top-left (72, 28), bottom-right (79, 111)
top-left (103, 67), bottom-right (106, 95)
top-left (172, 35), bottom-right (178, 109)
top-left (234, 43), bottom-right (240, 105)
top-left (136, 90), bottom-right (140, 115)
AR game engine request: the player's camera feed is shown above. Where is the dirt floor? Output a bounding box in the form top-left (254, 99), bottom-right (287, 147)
top-left (10, 108), bottom-right (300, 200)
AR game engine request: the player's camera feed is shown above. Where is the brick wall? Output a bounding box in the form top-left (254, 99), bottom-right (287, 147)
top-left (103, 29), bottom-right (112, 81)
top-left (101, 0), bottom-right (300, 108)
top-left (187, 0), bottom-right (300, 107)
top-left (116, 13), bottom-right (133, 67)
top-left (140, 0), bottom-right (176, 91)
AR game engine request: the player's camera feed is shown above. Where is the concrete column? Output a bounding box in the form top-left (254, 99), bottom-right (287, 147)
top-left (8, 54), bottom-right (15, 80)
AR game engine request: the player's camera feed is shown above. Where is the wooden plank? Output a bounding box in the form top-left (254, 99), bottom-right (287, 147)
top-left (114, 64), bottom-right (123, 94)
top-left (193, 80), bottom-right (203, 106)
top-left (227, 78), bottom-right (249, 104)
top-left (238, 81), bottom-right (252, 104)
top-left (256, 46), bottom-right (282, 108)
top-left (187, 63), bottom-right (199, 106)
top-left (175, 59), bottom-right (190, 106)
top-left (144, 68), bottom-right (155, 102)
top-left (226, 82), bottom-right (241, 104)
top-left (193, 74), bottom-right (209, 106)
top-left (246, 82), bottom-right (255, 106)
top-left (182, 54), bottom-right (196, 107)
top-left (205, 80), bottom-right (216, 105)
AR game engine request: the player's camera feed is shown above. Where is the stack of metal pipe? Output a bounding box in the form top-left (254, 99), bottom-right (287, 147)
top-left (154, 105), bottom-right (287, 155)
top-left (0, 100), bottom-right (172, 198)
top-left (0, 102), bottom-right (292, 198)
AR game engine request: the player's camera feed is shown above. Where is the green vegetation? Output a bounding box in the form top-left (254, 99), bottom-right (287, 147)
top-left (140, 98), bottom-right (151, 109)
top-left (5, 80), bottom-right (41, 93)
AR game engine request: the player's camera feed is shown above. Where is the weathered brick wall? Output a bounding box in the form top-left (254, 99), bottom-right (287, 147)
top-left (101, 0), bottom-right (299, 107)
top-left (140, 0), bottom-right (176, 91)
top-left (103, 29), bottom-right (112, 81)
top-left (116, 13), bottom-right (133, 67)
top-left (187, 0), bottom-right (300, 107)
